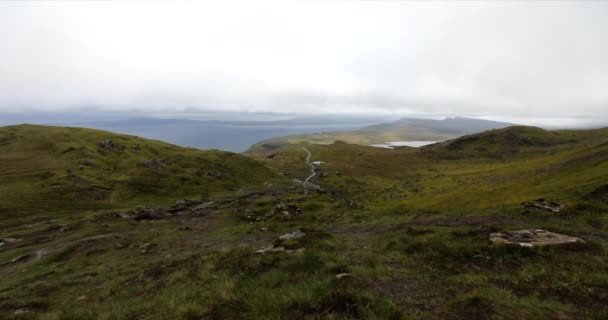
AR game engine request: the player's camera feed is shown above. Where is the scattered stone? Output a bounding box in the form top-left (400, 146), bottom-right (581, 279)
top-left (279, 230), bottom-right (305, 240)
top-left (139, 243), bottom-right (151, 253)
top-left (260, 227), bottom-right (269, 231)
top-left (76, 295), bottom-right (87, 302)
top-left (336, 273), bottom-right (351, 279)
top-left (521, 199), bottom-right (565, 213)
top-left (1, 238), bottom-right (22, 243)
top-left (203, 169), bottom-right (224, 178)
top-left (490, 229), bottom-right (584, 247)
top-left (178, 226), bottom-right (192, 231)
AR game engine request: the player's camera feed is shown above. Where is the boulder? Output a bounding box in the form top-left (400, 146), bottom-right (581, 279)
top-left (490, 229), bottom-right (584, 247)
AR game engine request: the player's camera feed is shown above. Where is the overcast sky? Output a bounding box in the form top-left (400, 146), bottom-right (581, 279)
top-left (1, 1), bottom-right (607, 125)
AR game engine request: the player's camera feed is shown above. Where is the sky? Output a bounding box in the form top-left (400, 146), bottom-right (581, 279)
top-left (1, 1), bottom-right (607, 126)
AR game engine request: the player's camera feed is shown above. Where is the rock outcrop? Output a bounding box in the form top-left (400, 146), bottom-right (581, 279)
top-left (521, 199), bottom-right (564, 213)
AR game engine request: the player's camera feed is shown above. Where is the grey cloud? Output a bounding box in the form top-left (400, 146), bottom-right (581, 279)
top-left (0, 1), bottom-right (607, 124)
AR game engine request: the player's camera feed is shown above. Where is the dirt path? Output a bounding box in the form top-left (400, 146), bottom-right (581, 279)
top-left (303, 147), bottom-right (316, 184)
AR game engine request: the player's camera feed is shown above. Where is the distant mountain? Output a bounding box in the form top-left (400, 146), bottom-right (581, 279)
top-left (247, 117), bottom-right (515, 152)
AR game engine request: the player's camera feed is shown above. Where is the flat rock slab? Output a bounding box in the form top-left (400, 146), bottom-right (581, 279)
top-left (490, 229), bottom-right (584, 247)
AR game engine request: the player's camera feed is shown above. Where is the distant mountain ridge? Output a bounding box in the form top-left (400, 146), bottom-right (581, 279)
top-left (248, 117), bottom-right (515, 152)
top-left (372, 117), bottom-right (513, 135)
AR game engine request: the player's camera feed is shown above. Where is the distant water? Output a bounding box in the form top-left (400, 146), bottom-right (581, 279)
top-left (370, 141), bottom-right (438, 149)
top-left (76, 122), bottom-right (371, 153)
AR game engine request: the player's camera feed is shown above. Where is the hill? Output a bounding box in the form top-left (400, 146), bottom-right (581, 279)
top-left (422, 125), bottom-right (608, 159)
top-left (248, 117), bottom-right (513, 152)
top-left (1, 124), bottom-right (608, 319)
top-left (0, 124), bottom-right (278, 215)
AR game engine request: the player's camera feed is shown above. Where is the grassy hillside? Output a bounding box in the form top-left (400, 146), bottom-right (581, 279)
top-left (248, 117), bottom-right (513, 151)
top-left (1, 124), bottom-right (608, 319)
top-left (0, 125), bottom-right (278, 215)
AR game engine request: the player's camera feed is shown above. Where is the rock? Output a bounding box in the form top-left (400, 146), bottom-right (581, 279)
top-left (203, 169), bottom-right (224, 178)
top-left (490, 229), bottom-right (584, 247)
top-left (76, 295), bottom-right (87, 302)
top-left (168, 199), bottom-right (200, 213)
top-left (1, 238), bottom-right (22, 243)
top-left (255, 245), bottom-right (286, 254)
top-left (98, 139), bottom-right (124, 151)
top-left (267, 200), bottom-right (302, 220)
top-left (127, 207), bottom-right (166, 221)
top-left (255, 245), bottom-right (305, 254)
top-left (178, 226), bottom-right (192, 231)
top-left (260, 227), bottom-right (269, 231)
top-left (190, 201), bottom-right (217, 214)
top-left (14, 308), bottom-right (31, 315)
top-left (139, 243), bottom-right (151, 253)
top-left (521, 199), bottom-right (565, 213)
top-left (256, 230), bottom-right (306, 254)
top-left (336, 273), bottom-right (351, 279)
top-left (279, 230), bottom-right (305, 240)
top-left (140, 158), bottom-right (160, 169)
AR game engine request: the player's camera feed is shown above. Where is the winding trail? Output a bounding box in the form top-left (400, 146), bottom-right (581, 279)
top-left (303, 147), bottom-right (316, 184)
top-left (301, 147), bottom-right (323, 193)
